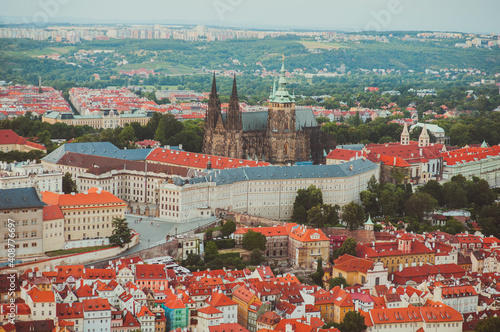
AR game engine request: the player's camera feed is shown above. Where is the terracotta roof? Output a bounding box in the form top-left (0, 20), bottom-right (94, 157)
top-left (137, 305), bottom-right (154, 317)
top-left (42, 204), bottom-right (64, 221)
top-left (56, 302), bottom-right (84, 319)
top-left (206, 291), bottom-right (237, 307)
top-left (333, 254), bottom-right (375, 273)
top-left (27, 287), bottom-right (55, 303)
top-left (234, 225), bottom-right (292, 237)
top-left (289, 226), bottom-right (329, 243)
top-left (198, 305), bottom-right (222, 315)
top-left (147, 147), bottom-right (270, 169)
top-left (43, 187), bottom-right (125, 207)
top-left (82, 298), bottom-right (110, 311)
top-left (232, 285), bottom-right (257, 304)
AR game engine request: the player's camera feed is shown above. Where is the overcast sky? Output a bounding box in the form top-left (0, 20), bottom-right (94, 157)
top-left (1, 0), bottom-right (499, 33)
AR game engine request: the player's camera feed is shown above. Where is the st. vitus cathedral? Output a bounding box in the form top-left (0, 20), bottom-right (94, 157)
top-left (202, 59), bottom-right (335, 164)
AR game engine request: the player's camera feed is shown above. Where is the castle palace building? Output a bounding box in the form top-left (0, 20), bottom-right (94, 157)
top-left (202, 59), bottom-right (334, 164)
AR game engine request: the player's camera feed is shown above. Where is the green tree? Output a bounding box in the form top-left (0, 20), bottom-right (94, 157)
top-left (62, 172), bottom-right (78, 194)
top-left (475, 316), bottom-right (500, 332)
top-left (332, 237), bottom-right (358, 260)
top-left (374, 223), bottom-right (383, 232)
top-left (443, 218), bottom-right (466, 235)
top-left (342, 202), bottom-right (365, 230)
top-left (292, 185), bottom-right (323, 222)
top-left (109, 218), bottom-right (132, 248)
top-left (242, 230), bottom-right (267, 251)
top-left (442, 181), bottom-right (467, 209)
top-left (329, 276), bottom-right (348, 289)
top-left (405, 192), bottom-right (438, 223)
top-left (182, 253), bottom-right (203, 267)
top-left (338, 310), bottom-right (367, 332)
top-left (417, 180), bottom-right (443, 206)
top-left (360, 190), bottom-right (379, 217)
top-left (118, 125), bottom-right (137, 144)
top-left (154, 116), bottom-right (168, 144)
top-left (204, 241), bottom-right (219, 262)
top-left (221, 219), bottom-right (236, 237)
top-left (310, 257), bottom-right (324, 286)
top-left (250, 248), bottom-right (264, 265)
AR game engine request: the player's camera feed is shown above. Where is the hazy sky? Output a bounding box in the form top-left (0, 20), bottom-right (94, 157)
top-left (1, 0), bottom-right (499, 33)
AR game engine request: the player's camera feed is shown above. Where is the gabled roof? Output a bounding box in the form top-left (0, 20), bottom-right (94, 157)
top-left (137, 305), bottom-right (154, 317)
top-left (43, 204), bottom-right (64, 221)
top-left (56, 302), bottom-right (84, 319)
top-left (206, 291), bottom-right (237, 307)
top-left (333, 254), bottom-right (375, 273)
top-left (232, 285), bottom-right (257, 304)
top-left (289, 226), bottom-right (329, 243)
top-left (27, 288), bottom-right (55, 303)
top-left (82, 298), bottom-right (110, 311)
top-left (198, 305), bottom-right (222, 315)
top-left (209, 323), bottom-right (250, 332)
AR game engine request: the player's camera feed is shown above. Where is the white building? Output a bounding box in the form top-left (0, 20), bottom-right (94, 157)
top-left (159, 159), bottom-right (380, 221)
top-left (0, 161), bottom-right (62, 192)
top-left (83, 298), bottom-right (111, 332)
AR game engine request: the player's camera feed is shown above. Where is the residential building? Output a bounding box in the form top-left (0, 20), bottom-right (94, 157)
top-left (161, 295), bottom-right (189, 331)
top-left (0, 161), bottom-right (62, 192)
top-left (42, 205), bottom-right (65, 252)
top-left (0, 129), bottom-right (46, 153)
top-left (288, 225), bottom-right (330, 269)
top-left (25, 287), bottom-right (56, 321)
top-left (42, 187), bottom-right (126, 248)
top-left (0, 187), bottom-right (45, 258)
top-left (135, 265), bottom-right (168, 291)
top-left (56, 302), bottom-right (84, 332)
top-left (234, 225), bottom-right (292, 259)
top-left (331, 255), bottom-right (388, 288)
top-left (82, 298), bottom-right (111, 332)
top-left (197, 305), bottom-right (223, 332)
top-left (206, 291), bottom-right (238, 324)
top-left (231, 285), bottom-right (259, 331)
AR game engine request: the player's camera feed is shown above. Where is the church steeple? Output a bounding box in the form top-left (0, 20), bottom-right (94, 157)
top-left (226, 75), bottom-right (242, 131)
top-left (270, 55), bottom-right (293, 103)
top-left (205, 72), bottom-right (222, 129)
top-left (401, 122), bottom-right (410, 145)
top-left (418, 124), bottom-right (430, 147)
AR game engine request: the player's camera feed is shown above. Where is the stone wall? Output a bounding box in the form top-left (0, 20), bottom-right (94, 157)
top-left (1, 234), bottom-right (140, 274)
top-left (218, 209), bottom-right (284, 227)
top-left (322, 228), bottom-right (376, 245)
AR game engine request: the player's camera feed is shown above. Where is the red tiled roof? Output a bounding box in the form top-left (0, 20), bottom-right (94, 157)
top-left (146, 148), bottom-right (270, 170)
top-left (333, 254), bottom-right (374, 273)
top-left (42, 205), bottom-right (63, 221)
top-left (136, 264), bottom-right (167, 280)
top-left (43, 187), bottom-right (126, 207)
top-left (289, 226), bottom-right (329, 243)
top-left (27, 287), bottom-right (55, 303)
top-left (56, 302), bottom-right (84, 319)
top-left (82, 298), bottom-right (110, 311)
top-left (206, 292), bottom-right (237, 307)
top-left (198, 305), bottom-right (222, 315)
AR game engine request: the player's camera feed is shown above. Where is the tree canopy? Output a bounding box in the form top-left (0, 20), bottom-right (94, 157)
top-left (242, 230), bottom-right (267, 251)
top-left (109, 218), bottom-right (133, 248)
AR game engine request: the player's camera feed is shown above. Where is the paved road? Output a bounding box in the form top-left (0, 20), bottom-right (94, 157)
top-left (123, 214), bottom-right (216, 255)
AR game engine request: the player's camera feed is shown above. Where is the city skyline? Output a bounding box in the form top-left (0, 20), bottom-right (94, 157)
top-left (0, 0), bottom-right (499, 34)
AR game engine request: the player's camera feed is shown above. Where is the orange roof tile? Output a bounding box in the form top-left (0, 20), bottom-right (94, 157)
top-left (43, 187), bottom-right (126, 207)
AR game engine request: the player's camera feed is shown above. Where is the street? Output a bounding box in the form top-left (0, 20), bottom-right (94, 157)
top-left (123, 214), bottom-right (216, 255)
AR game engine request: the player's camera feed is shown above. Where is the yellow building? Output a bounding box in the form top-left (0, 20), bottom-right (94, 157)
top-left (288, 225), bottom-right (330, 269)
top-left (42, 187), bottom-right (126, 245)
top-left (331, 254), bottom-right (375, 286)
top-left (357, 234), bottom-right (435, 273)
top-left (232, 285), bottom-right (259, 330)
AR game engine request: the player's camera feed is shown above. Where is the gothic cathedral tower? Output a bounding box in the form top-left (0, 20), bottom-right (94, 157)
top-left (225, 76), bottom-right (243, 158)
top-left (267, 57), bottom-right (297, 164)
top-left (203, 73), bottom-right (224, 155)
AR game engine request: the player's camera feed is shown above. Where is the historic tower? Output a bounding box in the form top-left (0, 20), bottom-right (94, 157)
top-left (418, 124), bottom-right (430, 147)
top-left (203, 73), bottom-right (224, 156)
top-left (267, 57), bottom-right (297, 164)
top-left (400, 122), bottom-right (410, 145)
top-left (225, 76), bottom-right (243, 158)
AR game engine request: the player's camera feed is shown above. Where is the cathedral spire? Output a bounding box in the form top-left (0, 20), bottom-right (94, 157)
top-left (270, 55), bottom-right (293, 103)
top-left (211, 72), bottom-right (217, 96)
top-left (227, 75), bottom-right (242, 131)
top-left (205, 72), bottom-right (222, 129)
